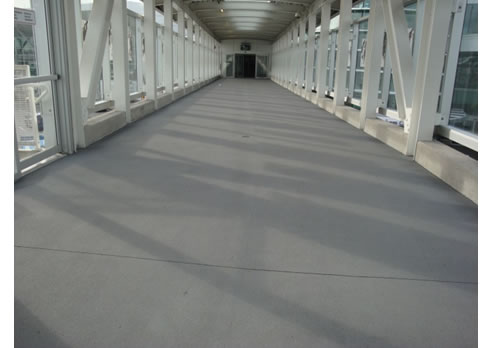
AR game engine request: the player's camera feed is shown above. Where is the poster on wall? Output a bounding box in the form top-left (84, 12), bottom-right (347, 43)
top-left (15, 65), bottom-right (40, 151)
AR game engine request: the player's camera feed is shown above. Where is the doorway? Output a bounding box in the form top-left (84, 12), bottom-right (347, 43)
top-left (235, 54), bottom-right (256, 78)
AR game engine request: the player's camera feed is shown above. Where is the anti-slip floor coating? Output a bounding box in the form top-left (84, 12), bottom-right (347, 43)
top-left (15, 79), bottom-right (477, 347)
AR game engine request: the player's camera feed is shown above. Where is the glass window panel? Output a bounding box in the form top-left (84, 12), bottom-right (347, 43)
top-left (256, 56), bottom-right (268, 78)
top-left (449, 52), bottom-right (478, 133)
top-left (226, 54), bottom-right (233, 77)
top-left (128, 15), bottom-right (139, 93)
top-left (173, 33), bottom-right (178, 85)
top-left (462, 4), bottom-right (478, 35)
top-left (15, 80), bottom-right (58, 159)
top-left (353, 71), bottom-right (364, 99)
top-left (313, 34), bottom-right (319, 85)
top-left (14, 0), bottom-right (51, 77)
top-left (352, 0), bottom-right (370, 20)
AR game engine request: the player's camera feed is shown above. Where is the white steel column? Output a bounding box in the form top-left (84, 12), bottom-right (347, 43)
top-left (102, 36), bottom-right (111, 100)
top-left (210, 36), bottom-right (214, 78)
top-left (190, 21), bottom-right (195, 88)
top-left (333, 0), bottom-right (351, 106)
top-left (207, 35), bottom-right (211, 79)
top-left (163, 0), bottom-right (174, 97)
top-left (288, 28), bottom-right (294, 87)
top-left (316, 2), bottom-right (331, 97)
top-left (177, 7), bottom-right (185, 88)
top-left (291, 27), bottom-right (298, 88)
top-left (197, 27), bottom-right (202, 82)
top-left (359, 0), bottom-right (386, 128)
top-left (136, 18), bottom-right (144, 91)
top-left (284, 34), bottom-right (289, 83)
top-left (305, 11), bottom-right (316, 93)
top-left (381, 0), bottom-right (415, 128)
top-left (144, 0), bottom-right (157, 106)
top-left (406, 0), bottom-right (453, 155)
top-left (209, 36), bottom-right (213, 79)
top-left (203, 32), bottom-right (208, 80)
top-left (64, 0), bottom-right (85, 147)
top-left (111, 0), bottom-right (130, 122)
top-left (73, 0), bottom-right (83, 63)
top-left (281, 35), bottom-right (285, 83)
top-left (297, 20), bottom-right (305, 91)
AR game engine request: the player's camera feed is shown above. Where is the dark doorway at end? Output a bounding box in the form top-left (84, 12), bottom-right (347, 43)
top-left (235, 54), bottom-right (256, 78)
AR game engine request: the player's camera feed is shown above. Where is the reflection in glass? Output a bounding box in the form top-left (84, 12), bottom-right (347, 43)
top-left (226, 54), bottom-right (234, 77)
top-left (256, 56), bottom-right (268, 78)
top-left (448, 3), bottom-right (478, 135)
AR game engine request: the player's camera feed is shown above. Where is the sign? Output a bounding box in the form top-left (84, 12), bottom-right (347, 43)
top-left (14, 65), bottom-right (40, 151)
top-left (14, 8), bottom-right (36, 25)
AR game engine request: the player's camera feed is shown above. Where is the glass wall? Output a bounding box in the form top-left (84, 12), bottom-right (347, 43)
top-left (256, 56), bottom-right (268, 78)
top-left (352, 20), bottom-right (368, 99)
top-left (272, 0), bottom-right (477, 151)
top-left (384, 2), bottom-right (418, 111)
top-left (303, 20), bottom-right (308, 87)
top-left (226, 54), bottom-right (234, 77)
top-left (449, 2), bottom-right (478, 134)
top-left (156, 10), bottom-right (165, 89)
top-left (14, 0), bottom-right (59, 167)
top-left (312, 11), bottom-right (321, 89)
top-left (325, 31), bottom-right (337, 95)
top-left (128, 14), bottom-right (139, 93)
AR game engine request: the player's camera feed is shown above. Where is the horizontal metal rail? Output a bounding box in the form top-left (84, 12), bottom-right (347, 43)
top-left (14, 74), bottom-right (58, 86)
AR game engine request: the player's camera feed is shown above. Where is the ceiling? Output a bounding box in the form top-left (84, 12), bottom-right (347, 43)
top-left (158, 0), bottom-right (322, 42)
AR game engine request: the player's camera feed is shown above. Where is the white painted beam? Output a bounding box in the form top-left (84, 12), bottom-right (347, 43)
top-left (305, 11), bottom-right (316, 92)
top-left (163, 0), bottom-right (174, 96)
top-left (333, 0), bottom-right (351, 106)
top-left (406, 0), bottom-right (453, 156)
top-left (144, 0), bottom-right (157, 105)
top-left (63, 0), bottom-right (85, 147)
top-left (177, 8), bottom-right (185, 87)
top-left (359, 0), bottom-right (385, 129)
top-left (297, 20), bottom-right (305, 89)
top-left (111, 0), bottom-right (131, 122)
top-left (316, 2), bottom-right (331, 96)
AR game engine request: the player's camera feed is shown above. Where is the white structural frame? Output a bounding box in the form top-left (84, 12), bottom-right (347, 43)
top-left (15, 0), bottom-right (221, 179)
top-left (271, 0), bottom-right (477, 154)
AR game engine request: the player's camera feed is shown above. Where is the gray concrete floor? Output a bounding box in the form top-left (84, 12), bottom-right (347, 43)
top-left (15, 79), bottom-right (477, 347)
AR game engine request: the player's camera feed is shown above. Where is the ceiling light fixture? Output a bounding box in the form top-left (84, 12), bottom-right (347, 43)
top-left (220, 8), bottom-right (224, 12)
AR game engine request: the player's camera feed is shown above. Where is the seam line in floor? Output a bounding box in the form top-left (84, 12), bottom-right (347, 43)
top-left (15, 245), bottom-right (477, 285)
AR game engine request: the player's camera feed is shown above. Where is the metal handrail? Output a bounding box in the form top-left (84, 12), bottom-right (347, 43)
top-left (14, 74), bottom-right (58, 86)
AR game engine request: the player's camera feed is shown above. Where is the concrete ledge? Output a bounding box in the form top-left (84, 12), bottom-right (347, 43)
top-left (130, 99), bottom-right (155, 122)
top-left (173, 88), bottom-right (185, 100)
top-left (364, 118), bottom-right (408, 155)
top-left (317, 98), bottom-right (335, 113)
top-left (156, 93), bottom-right (173, 109)
top-left (80, 77), bottom-right (222, 149)
top-left (84, 110), bottom-right (126, 147)
top-left (335, 106), bottom-right (361, 128)
top-left (415, 141), bottom-right (478, 204)
top-left (306, 91), bottom-right (318, 103)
